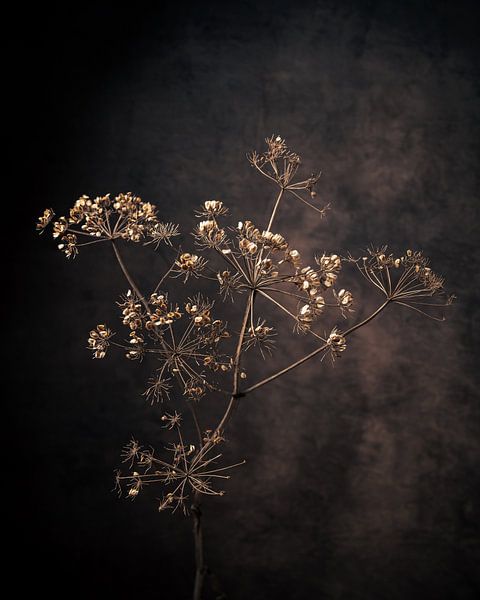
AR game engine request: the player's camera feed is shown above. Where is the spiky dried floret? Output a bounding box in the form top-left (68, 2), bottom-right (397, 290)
top-left (145, 222), bottom-right (180, 249)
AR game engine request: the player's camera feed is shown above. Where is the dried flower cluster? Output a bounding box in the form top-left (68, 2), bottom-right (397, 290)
top-left (37, 135), bottom-right (453, 600)
top-left (350, 246), bottom-right (454, 320)
top-left (191, 211), bottom-right (354, 347)
top-left (115, 426), bottom-right (244, 513)
top-left (93, 289), bottom-right (232, 401)
top-left (88, 324), bottom-right (113, 359)
top-left (36, 192), bottom-right (180, 258)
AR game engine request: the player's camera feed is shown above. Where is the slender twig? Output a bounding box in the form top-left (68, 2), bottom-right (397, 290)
top-left (258, 289), bottom-right (327, 343)
top-left (286, 188), bottom-right (328, 215)
top-left (213, 290), bottom-right (253, 437)
top-left (111, 240), bottom-right (150, 312)
top-left (265, 188), bottom-right (284, 233)
top-left (189, 290), bottom-right (253, 600)
top-left (154, 256), bottom-right (178, 293)
top-left (242, 299), bottom-right (391, 395)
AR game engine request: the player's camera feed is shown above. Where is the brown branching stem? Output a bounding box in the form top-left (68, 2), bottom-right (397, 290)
top-left (39, 139), bottom-right (452, 600)
top-left (111, 193), bottom-right (392, 600)
top-left (214, 290), bottom-right (254, 437)
top-left (206, 185), bottom-right (284, 446)
top-left (187, 187), bottom-right (282, 598)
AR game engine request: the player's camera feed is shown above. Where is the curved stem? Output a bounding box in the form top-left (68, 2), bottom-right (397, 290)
top-left (286, 187), bottom-right (328, 216)
top-left (242, 299), bottom-right (391, 395)
top-left (199, 185), bottom-right (286, 447)
top-left (111, 240), bottom-right (150, 313)
top-left (342, 298), bottom-right (391, 337)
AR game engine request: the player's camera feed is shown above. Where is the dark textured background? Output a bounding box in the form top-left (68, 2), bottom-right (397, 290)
top-left (10, 1), bottom-right (480, 598)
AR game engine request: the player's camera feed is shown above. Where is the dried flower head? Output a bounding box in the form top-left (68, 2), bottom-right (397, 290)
top-left (57, 233), bottom-right (78, 258)
top-left (244, 318), bottom-right (276, 358)
top-left (351, 246), bottom-right (453, 320)
top-left (316, 253), bottom-right (342, 274)
top-left (118, 289), bottom-right (144, 330)
top-left (115, 435), bottom-right (245, 514)
top-left (121, 438), bottom-right (141, 467)
top-left (195, 200), bottom-right (229, 218)
top-left (36, 208), bottom-right (55, 232)
top-left (88, 324), bottom-right (113, 359)
top-left (143, 375), bottom-right (172, 404)
top-left (52, 217), bottom-right (68, 239)
top-left (194, 220), bottom-right (226, 248)
top-left (217, 270), bottom-right (243, 300)
top-left (334, 289), bottom-right (354, 317)
top-left (161, 411), bottom-right (182, 430)
top-left (173, 253), bottom-right (208, 281)
top-left (144, 222), bottom-right (180, 249)
top-left (327, 327), bottom-right (347, 359)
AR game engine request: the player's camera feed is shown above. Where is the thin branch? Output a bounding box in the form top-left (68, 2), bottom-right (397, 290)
top-left (111, 240), bottom-right (150, 313)
top-left (258, 289), bottom-right (327, 343)
top-left (286, 188), bottom-right (328, 216)
top-left (212, 290), bottom-right (253, 437)
top-left (154, 256), bottom-right (178, 293)
top-left (188, 401), bottom-right (204, 449)
top-left (242, 299), bottom-right (391, 395)
top-left (265, 188), bottom-right (284, 233)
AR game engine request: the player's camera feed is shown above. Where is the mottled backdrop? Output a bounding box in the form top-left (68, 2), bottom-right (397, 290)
top-left (11, 1), bottom-right (480, 599)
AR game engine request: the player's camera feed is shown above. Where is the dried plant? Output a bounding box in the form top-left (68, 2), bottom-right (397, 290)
top-left (37, 135), bottom-right (454, 599)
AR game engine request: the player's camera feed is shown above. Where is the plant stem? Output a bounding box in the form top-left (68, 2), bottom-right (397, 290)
top-left (266, 188), bottom-right (284, 233)
top-left (111, 240), bottom-right (150, 313)
top-left (213, 290), bottom-right (253, 438)
top-left (188, 186), bottom-right (283, 598)
top-left (192, 502), bottom-right (205, 600)
top-left (342, 298), bottom-right (391, 337)
top-left (242, 299), bottom-right (391, 395)
top-left (188, 293), bottom-right (252, 600)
